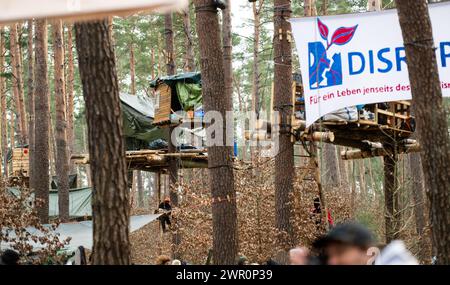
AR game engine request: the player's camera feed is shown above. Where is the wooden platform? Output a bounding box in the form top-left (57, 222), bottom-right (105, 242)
top-left (289, 80), bottom-right (419, 158)
top-left (71, 149), bottom-right (208, 172)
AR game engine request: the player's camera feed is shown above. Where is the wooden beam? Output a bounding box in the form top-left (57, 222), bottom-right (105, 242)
top-left (341, 143), bottom-right (421, 160)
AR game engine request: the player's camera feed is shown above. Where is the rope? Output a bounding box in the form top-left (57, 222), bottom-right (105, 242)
top-left (404, 38), bottom-right (436, 50)
top-left (195, 4), bottom-right (218, 14)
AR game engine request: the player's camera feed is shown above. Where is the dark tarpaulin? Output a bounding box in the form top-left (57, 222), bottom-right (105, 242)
top-left (120, 93), bottom-right (169, 150)
top-left (149, 71), bottom-right (201, 89)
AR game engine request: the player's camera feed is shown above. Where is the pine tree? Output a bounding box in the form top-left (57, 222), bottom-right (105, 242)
top-left (273, 0), bottom-right (296, 249)
top-left (53, 20), bottom-right (70, 222)
top-left (75, 19), bottom-right (131, 265)
top-left (34, 20), bottom-right (50, 223)
top-left (194, 0), bottom-right (238, 264)
top-left (10, 23), bottom-right (28, 145)
top-left (395, 0), bottom-right (450, 264)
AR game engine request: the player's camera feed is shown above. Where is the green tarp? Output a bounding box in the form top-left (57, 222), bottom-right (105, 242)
top-left (120, 93), bottom-right (169, 149)
top-left (7, 187), bottom-right (92, 217)
top-left (176, 83), bottom-right (202, 110)
top-left (150, 72), bottom-right (202, 112)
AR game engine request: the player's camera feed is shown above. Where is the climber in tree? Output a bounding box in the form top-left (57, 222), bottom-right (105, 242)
top-left (158, 197), bottom-right (172, 233)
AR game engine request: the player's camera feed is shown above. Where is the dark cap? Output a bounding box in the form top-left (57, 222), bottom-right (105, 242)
top-left (0, 250), bottom-right (20, 265)
top-left (313, 222), bottom-right (375, 249)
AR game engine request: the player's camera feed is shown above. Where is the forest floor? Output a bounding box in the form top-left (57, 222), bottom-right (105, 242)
top-left (130, 208), bottom-right (171, 265)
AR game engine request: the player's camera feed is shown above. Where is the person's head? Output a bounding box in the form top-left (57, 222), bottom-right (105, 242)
top-left (164, 197), bottom-right (170, 203)
top-left (313, 223), bottom-right (375, 265)
top-left (0, 250), bottom-right (20, 265)
top-left (156, 255), bottom-right (171, 265)
top-left (289, 247), bottom-right (310, 265)
top-left (237, 255), bottom-right (248, 265)
top-left (171, 259), bottom-right (182, 265)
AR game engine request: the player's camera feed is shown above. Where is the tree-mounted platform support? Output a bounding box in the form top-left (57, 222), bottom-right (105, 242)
top-left (289, 77), bottom-right (419, 157)
top-left (71, 149), bottom-right (208, 173)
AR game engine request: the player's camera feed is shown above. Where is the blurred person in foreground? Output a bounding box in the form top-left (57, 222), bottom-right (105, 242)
top-left (289, 247), bottom-right (310, 265)
top-left (312, 223), bottom-right (377, 265)
top-left (0, 250), bottom-right (20, 265)
top-left (313, 222), bottom-right (418, 265)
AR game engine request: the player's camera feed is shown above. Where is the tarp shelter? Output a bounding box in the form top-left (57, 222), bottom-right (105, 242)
top-left (150, 72), bottom-right (203, 112)
top-left (7, 187), bottom-right (92, 218)
top-left (0, 215), bottom-right (160, 253)
top-left (51, 174), bottom-right (78, 190)
top-left (0, 0), bottom-right (188, 25)
top-left (120, 93), bottom-right (169, 150)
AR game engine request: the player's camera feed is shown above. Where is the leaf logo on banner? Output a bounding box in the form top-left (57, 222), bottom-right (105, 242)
top-left (318, 18), bottom-right (329, 41)
top-left (318, 18), bottom-right (358, 50)
top-left (330, 26), bottom-right (358, 47)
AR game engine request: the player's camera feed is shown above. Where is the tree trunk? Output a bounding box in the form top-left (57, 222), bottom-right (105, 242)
top-left (182, 6), bottom-right (195, 72)
top-left (304, 0), bottom-right (317, 17)
top-left (10, 113), bottom-right (15, 150)
top-left (194, 0), bottom-right (238, 265)
top-left (66, 24), bottom-right (75, 170)
top-left (34, 20), bottom-right (50, 223)
top-left (164, 14), bottom-right (176, 76)
top-left (223, 0), bottom-right (233, 136)
top-left (350, 161), bottom-right (356, 217)
top-left (49, 115), bottom-right (57, 177)
top-left (358, 160), bottom-right (367, 194)
top-left (27, 21), bottom-right (35, 187)
top-left (10, 23), bottom-right (28, 145)
top-left (53, 20), bottom-right (70, 222)
top-left (128, 43), bottom-right (145, 207)
top-left (409, 152), bottom-right (430, 263)
top-left (273, 0), bottom-right (296, 249)
top-left (368, 0), bottom-right (382, 11)
top-left (164, 13), bottom-right (179, 206)
top-left (338, 146), bottom-right (349, 187)
top-left (252, 1), bottom-right (262, 118)
top-left (150, 49), bottom-right (156, 80)
top-left (321, 0), bottom-right (328, 15)
top-left (130, 43), bottom-right (136, 95)
top-left (1, 28), bottom-right (8, 178)
top-left (323, 143), bottom-right (340, 187)
top-left (75, 19), bottom-right (131, 265)
top-left (137, 170), bottom-right (144, 208)
top-left (384, 153), bottom-right (400, 243)
top-left (395, 0), bottom-right (450, 264)
top-left (367, 159), bottom-right (377, 193)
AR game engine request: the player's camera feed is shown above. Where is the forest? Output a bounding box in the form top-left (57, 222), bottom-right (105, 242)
top-left (0, 0), bottom-right (449, 266)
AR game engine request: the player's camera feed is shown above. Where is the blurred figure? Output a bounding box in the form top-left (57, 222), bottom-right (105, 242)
top-left (313, 222), bottom-right (376, 265)
top-left (0, 250), bottom-right (20, 265)
top-left (265, 258), bottom-right (279, 265)
top-left (289, 247), bottom-right (310, 265)
top-left (156, 255), bottom-right (171, 265)
top-left (237, 255), bottom-right (249, 265)
top-left (158, 197), bottom-right (172, 232)
top-left (374, 240), bottom-right (418, 265)
top-left (310, 198), bottom-right (334, 229)
top-left (171, 259), bottom-right (182, 265)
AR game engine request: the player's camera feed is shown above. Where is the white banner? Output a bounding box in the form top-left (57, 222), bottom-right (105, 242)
top-left (291, 2), bottom-right (450, 126)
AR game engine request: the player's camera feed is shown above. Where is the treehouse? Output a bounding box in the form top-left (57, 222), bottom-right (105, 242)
top-left (149, 72), bottom-right (203, 127)
top-left (6, 147), bottom-right (29, 186)
top-left (6, 147), bottom-right (80, 188)
top-left (72, 81), bottom-right (208, 173)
